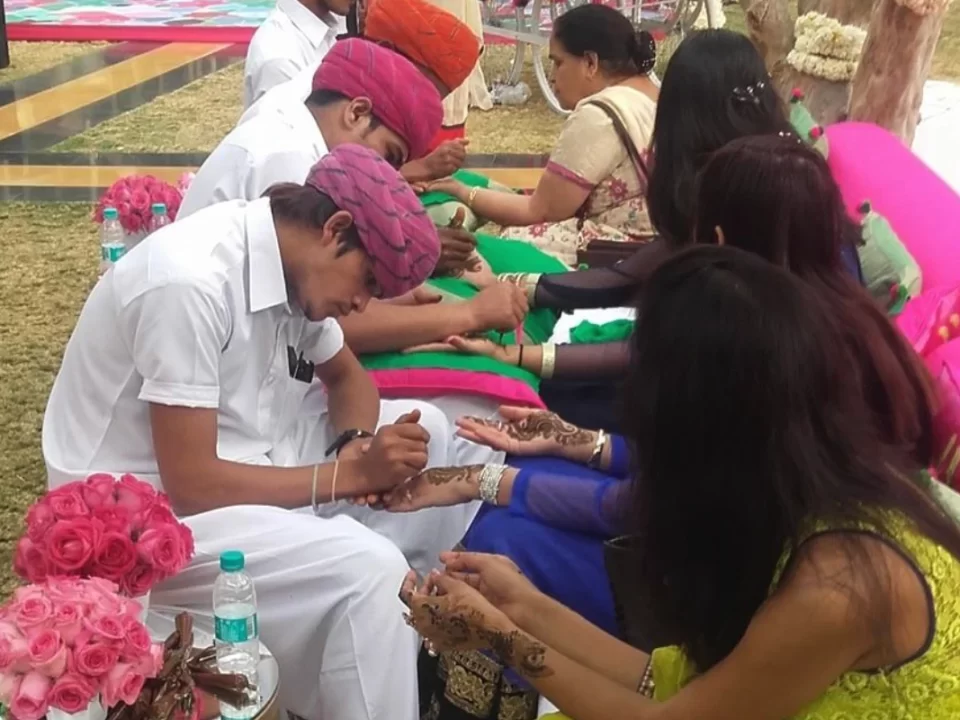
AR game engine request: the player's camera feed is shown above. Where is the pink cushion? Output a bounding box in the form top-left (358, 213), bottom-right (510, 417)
top-left (826, 122), bottom-right (960, 290)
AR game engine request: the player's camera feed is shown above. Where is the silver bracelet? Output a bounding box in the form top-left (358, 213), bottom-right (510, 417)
top-left (479, 464), bottom-right (508, 504)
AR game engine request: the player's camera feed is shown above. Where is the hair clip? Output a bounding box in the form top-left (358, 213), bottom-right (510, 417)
top-left (732, 81), bottom-right (765, 106)
top-left (777, 130), bottom-right (804, 144)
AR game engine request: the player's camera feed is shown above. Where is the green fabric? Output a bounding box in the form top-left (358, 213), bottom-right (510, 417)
top-left (360, 233), bottom-right (568, 389)
top-left (570, 319), bottom-right (635, 344)
top-left (421, 171), bottom-right (518, 232)
top-left (789, 95), bottom-right (829, 158)
top-left (857, 201), bottom-right (923, 313)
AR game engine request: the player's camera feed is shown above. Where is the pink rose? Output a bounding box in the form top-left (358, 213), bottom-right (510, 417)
top-left (46, 486), bottom-right (89, 520)
top-left (133, 643), bottom-right (164, 677)
top-left (12, 595), bottom-right (53, 632)
top-left (44, 578), bottom-right (88, 604)
top-left (27, 629), bottom-right (67, 678)
top-left (47, 518), bottom-right (102, 573)
top-left (119, 617), bottom-right (151, 662)
top-left (51, 602), bottom-right (84, 644)
top-left (85, 577), bottom-right (121, 598)
top-left (178, 524), bottom-right (195, 564)
top-left (14, 537), bottom-right (48, 584)
top-left (0, 633), bottom-right (30, 674)
top-left (10, 671), bottom-right (51, 720)
top-left (136, 526), bottom-right (184, 575)
top-left (115, 475), bottom-right (156, 515)
top-left (84, 615), bottom-right (125, 644)
top-left (74, 635), bottom-right (119, 677)
top-left (92, 505), bottom-right (132, 534)
top-left (24, 501), bottom-right (56, 542)
top-left (93, 531), bottom-right (138, 582)
top-left (48, 672), bottom-right (96, 714)
top-left (0, 673), bottom-right (21, 705)
top-left (0, 621), bottom-right (21, 640)
top-left (81, 474), bottom-right (117, 510)
top-left (101, 663), bottom-right (145, 708)
top-left (121, 563), bottom-right (160, 598)
top-left (130, 189), bottom-right (151, 214)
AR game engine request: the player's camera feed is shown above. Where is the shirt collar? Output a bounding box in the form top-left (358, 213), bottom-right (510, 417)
top-left (277, 99), bottom-right (330, 156)
top-left (277, 0), bottom-right (343, 49)
top-left (245, 198), bottom-right (290, 314)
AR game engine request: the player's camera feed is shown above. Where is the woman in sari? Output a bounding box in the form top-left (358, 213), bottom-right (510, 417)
top-left (423, 4), bottom-right (659, 266)
top-left (402, 246), bottom-right (960, 720)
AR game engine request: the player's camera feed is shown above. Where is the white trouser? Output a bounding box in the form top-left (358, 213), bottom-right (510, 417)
top-left (152, 506), bottom-right (419, 720)
top-left (297, 397), bottom-right (503, 576)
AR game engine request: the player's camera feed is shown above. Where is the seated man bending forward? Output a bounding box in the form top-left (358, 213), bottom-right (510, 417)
top-left (41, 146), bottom-right (498, 720)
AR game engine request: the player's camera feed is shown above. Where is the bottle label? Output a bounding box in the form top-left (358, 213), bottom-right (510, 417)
top-left (215, 613), bottom-right (259, 643)
top-left (101, 244), bottom-right (126, 263)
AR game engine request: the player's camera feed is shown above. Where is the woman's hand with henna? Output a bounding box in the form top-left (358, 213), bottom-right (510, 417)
top-left (439, 551), bottom-right (543, 629)
top-left (456, 406), bottom-right (596, 458)
top-left (383, 465), bottom-right (485, 512)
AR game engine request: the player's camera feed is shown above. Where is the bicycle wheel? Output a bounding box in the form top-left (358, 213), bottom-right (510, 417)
top-left (480, 0), bottom-right (528, 85)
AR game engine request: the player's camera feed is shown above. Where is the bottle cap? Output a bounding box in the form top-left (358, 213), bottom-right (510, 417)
top-left (220, 550), bottom-right (245, 572)
top-left (103, 207), bottom-right (119, 220)
top-left (152, 203), bottom-right (167, 214)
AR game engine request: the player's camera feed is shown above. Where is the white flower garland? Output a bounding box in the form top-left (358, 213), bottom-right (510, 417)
top-left (787, 12), bottom-right (866, 82)
top-left (894, 0), bottom-right (951, 15)
top-left (786, 50), bottom-right (859, 82)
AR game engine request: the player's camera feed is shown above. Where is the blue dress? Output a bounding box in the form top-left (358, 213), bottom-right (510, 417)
top-left (461, 435), bottom-right (632, 638)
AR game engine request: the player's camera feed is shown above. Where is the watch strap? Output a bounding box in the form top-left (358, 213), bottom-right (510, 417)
top-left (325, 428), bottom-right (374, 457)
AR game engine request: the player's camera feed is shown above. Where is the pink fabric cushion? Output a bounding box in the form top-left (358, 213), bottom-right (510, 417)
top-left (369, 369), bottom-right (546, 409)
top-left (826, 122), bottom-right (960, 290)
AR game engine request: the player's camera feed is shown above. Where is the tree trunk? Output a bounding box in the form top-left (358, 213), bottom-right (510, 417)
top-left (797, 0), bottom-right (877, 26)
top-left (737, 0), bottom-right (795, 71)
top-left (848, 0), bottom-right (947, 144)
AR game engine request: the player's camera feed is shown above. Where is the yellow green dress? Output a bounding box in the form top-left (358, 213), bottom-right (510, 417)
top-left (547, 515), bottom-right (960, 719)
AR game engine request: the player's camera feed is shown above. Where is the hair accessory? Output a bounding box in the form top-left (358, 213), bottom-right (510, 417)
top-left (479, 464), bottom-right (508, 504)
top-left (732, 81), bottom-right (765, 106)
top-left (632, 29), bottom-right (657, 75)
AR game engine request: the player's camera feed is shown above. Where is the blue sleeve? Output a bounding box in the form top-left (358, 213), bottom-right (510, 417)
top-left (608, 434), bottom-right (631, 478)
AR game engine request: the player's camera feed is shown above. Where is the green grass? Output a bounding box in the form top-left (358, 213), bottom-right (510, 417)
top-left (0, 42), bottom-right (109, 83)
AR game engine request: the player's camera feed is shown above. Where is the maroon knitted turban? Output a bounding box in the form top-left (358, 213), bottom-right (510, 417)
top-left (312, 38), bottom-right (443, 161)
top-left (305, 144), bottom-right (440, 299)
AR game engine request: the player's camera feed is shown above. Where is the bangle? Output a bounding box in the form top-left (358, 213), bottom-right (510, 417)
top-left (479, 464), bottom-right (508, 504)
top-left (588, 429), bottom-right (607, 468)
top-left (540, 343), bottom-right (557, 379)
top-left (311, 464), bottom-right (320, 515)
top-left (466, 186), bottom-right (480, 208)
top-left (525, 273), bottom-right (541, 306)
top-left (518, 344), bottom-right (524, 368)
top-left (331, 459), bottom-right (340, 503)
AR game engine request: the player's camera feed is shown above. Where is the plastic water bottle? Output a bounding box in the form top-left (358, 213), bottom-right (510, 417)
top-left (149, 203), bottom-right (170, 235)
top-left (490, 81), bottom-right (531, 106)
top-left (214, 551), bottom-right (260, 719)
top-left (99, 207), bottom-right (126, 274)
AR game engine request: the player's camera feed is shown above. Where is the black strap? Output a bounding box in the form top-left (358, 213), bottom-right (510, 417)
top-left (586, 100), bottom-right (649, 185)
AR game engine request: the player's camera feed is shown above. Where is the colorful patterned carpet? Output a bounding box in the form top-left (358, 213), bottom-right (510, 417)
top-left (5, 0), bottom-right (274, 41)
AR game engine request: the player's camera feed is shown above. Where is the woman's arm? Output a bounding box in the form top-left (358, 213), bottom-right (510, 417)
top-left (452, 171), bottom-right (591, 228)
top-left (506, 341), bottom-right (632, 379)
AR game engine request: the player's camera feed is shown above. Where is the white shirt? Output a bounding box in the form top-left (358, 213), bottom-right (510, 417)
top-left (239, 61), bottom-right (315, 127)
top-left (243, 0), bottom-right (345, 109)
top-left (179, 100), bottom-right (329, 218)
top-left (43, 199), bottom-right (344, 488)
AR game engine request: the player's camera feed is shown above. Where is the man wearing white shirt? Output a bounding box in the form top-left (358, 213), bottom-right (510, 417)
top-left (243, 0), bottom-right (349, 109)
top-left (43, 147), bottom-right (491, 720)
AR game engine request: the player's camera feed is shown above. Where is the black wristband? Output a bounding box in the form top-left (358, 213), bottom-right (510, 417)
top-left (325, 428), bottom-right (374, 457)
top-left (518, 344), bottom-right (524, 368)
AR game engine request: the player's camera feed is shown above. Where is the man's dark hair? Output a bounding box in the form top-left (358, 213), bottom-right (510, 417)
top-left (266, 183), bottom-right (362, 255)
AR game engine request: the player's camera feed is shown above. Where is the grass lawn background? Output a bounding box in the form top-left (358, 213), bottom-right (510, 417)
top-left (0, 4), bottom-right (959, 595)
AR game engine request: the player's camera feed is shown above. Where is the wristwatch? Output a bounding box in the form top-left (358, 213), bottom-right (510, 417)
top-left (325, 429), bottom-right (374, 457)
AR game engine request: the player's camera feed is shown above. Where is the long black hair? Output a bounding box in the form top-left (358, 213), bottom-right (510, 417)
top-left (693, 135), bottom-right (935, 466)
top-left (646, 30), bottom-right (793, 246)
top-left (624, 246), bottom-right (960, 672)
top-left (552, 4), bottom-right (657, 77)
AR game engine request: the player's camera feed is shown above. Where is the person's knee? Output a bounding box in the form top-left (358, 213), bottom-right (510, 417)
top-left (339, 528), bottom-right (410, 597)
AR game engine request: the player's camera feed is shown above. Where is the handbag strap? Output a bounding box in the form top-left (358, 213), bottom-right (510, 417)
top-left (586, 99), bottom-right (650, 185)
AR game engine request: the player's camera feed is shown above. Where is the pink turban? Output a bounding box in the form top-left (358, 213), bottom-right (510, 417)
top-left (305, 144), bottom-right (440, 298)
top-left (312, 38), bottom-right (443, 161)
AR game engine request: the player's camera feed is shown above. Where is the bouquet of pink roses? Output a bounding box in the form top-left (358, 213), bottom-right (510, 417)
top-left (0, 577), bottom-right (163, 720)
top-left (14, 474), bottom-right (195, 598)
top-left (93, 175), bottom-right (182, 235)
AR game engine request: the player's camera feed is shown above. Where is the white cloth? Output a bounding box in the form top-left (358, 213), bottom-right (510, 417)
top-left (178, 101), bottom-right (328, 219)
top-left (240, 62), bottom-right (315, 127)
top-left (43, 198), bottom-right (500, 719)
top-left (243, 0), bottom-right (344, 110)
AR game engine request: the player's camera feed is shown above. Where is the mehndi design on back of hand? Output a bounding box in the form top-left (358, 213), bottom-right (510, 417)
top-left (469, 411), bottom-right (593, 447)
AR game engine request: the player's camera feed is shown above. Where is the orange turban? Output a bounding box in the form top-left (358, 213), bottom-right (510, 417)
top-left (364, 0), bottom-right (481, 93)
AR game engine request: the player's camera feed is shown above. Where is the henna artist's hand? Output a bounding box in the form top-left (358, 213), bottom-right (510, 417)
top-left (467, 282), bottom-right (529, 333)
top-left (456, 406), bottom-right (595, 457)
top-left (435, 226), bottom-right (478, 277)
top-left (439, 552), bottom-right (540, 619)
top-left (400, 568), bottom-right (553, 678)
top-left (461, 254), bottom-right (497, 289)
top-left (357, 411), bottom-right (430, 494)
top-left (383, 465), bottom-right (485, 512)
top-left (403, 141), bottom-right (469, 184)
